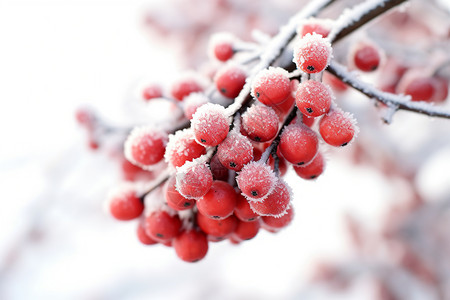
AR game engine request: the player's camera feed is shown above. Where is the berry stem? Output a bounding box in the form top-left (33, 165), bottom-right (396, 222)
top-left (139, 169), bottom-right (171, 201)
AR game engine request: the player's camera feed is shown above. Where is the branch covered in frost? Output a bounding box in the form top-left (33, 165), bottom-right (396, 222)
top-left (328, 0), bottom-right (408, 43)
top-left (327, 61), bottom-right (450, 120)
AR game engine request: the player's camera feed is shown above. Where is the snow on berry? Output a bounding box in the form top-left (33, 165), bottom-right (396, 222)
top-left (164, 128), bottom-right (206, 169)
top-left (279, 123), bottom-right (319, 165)
top-left (165, 176), bottom-right (195, 211)
top-left (124, 126), bottom-right (168, 170)
top-left (142, 83), bottom-right (163, 101)
top-left (241, 104), bottom-right (279, 142)
top-left (216, 130), bottom-right (254, 171)
top-left (295, 80), bottom-right (333, 117)
top-left (236, 161), bottom-right (277, 202)
top-left (319, 108), bottom-right (358, 147)
top-left (293, 32), bottom-right (332, 74)
top-left (191, 103), bottom-right (230, 146)
top-left (215, 63), bottom-right (247, 98)
top-left (251, 67), bottom-right (291, 106)
top-left (249, 179), bottom-right (291, 218)
top-left (183, 92), bottom-right (209, 120)
top-left (208, 32), bottom-right (236, 62)
top-left (175, 160), bottom-right (213, 199)
top-left (297, 18), bottom-right (333, 38)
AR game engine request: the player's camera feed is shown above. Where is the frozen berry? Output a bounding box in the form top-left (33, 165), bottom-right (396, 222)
top-left (124, 126), bottom-right (168, 168)
top-left (142, 84), bottom-right (163, 101)
top-left (319, 108), bottom-right (357, 147)
top-left (296, 80), bottom-right (333, 117)
top-left (236, 161), bottom-right (277, 202)
top-left (145, 210), bottom-right (182, 242)
top-left (165, 176), bottom-right (195, 211)
top-left (251, 67), bottom-right (291, 106)
top-left (241, 104), bottom-right (279, 142)
top-left (215, 64), bottom-right (246, 98)
top-left (234, 193), bottom-right (260, 222)
top-left (176, 161), bottom-right (213, 199)
top-left (250, 179), bottom-right (291, 217)
top-left (196, 181), bottom-right (237, 220)
top-left (352, 44), bottom-right (381, 72)
top-left (293, 151), bottom-right (325, 180)
top-left (191, 103), bottom-right (230, 146)
top-left (279, 123), bottom-right (319, 165)
top-left (217, 131), bottom-right (254, 171)
top-left (197, 212), bottom-right (238, 239)
top-left (109, 189), bottom-right (144, 221)
top-left (293, 33), bottom-right (332, 74)
top-left (165, 129), bottom-right (206, 168)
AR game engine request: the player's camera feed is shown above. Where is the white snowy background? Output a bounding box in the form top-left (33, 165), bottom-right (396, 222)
top-left (1, 0), bottom-right (449, 299)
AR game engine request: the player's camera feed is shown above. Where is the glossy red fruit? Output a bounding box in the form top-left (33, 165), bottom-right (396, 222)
top-left (293, 152), bottom-right (325, 180)
top-left (262, 206), bottom-right (294, 231)
top-left (293, 33), bottom-right (332, 74)
top-left (124, 126), bottom-right (168, 168)
top-left (173, 229), bottom-right (209, 262)
top-left (142, 84), bottom-right (163, 101)
top-left (137, 222), bottom-right (158, 245)
top-left (353, 44), bottom-right (381, 72)
top-left (217, 131), bottom-right (254, 171)
top-left (171, 75), bottom-right (204, 101)
top-left (296, 80), bottom-right (332, 117)
top-left (196, 181), bottom-right (237, 220)
top-left (252, 67), bottom-right (291, 106)
top-left (145, 210), bottom-right (182, 242)
top-left (165, 176), bottom-right (195, 211)
top-left (236, 161), bottom-right (277, 201)
top-left (165, 129), bottom-right (206, 168)
top-left (109, 189), bottom-right (144, 221)
top-left (241, 104), bottom-right (279, 142)
top-left (234, 193), bottom-right (260, 222)
top-left (215, 64), bottom-right (246, 98)
top-left (209, 32), bottom-right (235, 62)
top-left (267, 154), bottom-right (288, 177)
top-left (197, 212), bottom-right (238, 239)
top-left (319, 109), bottom-right (357, 147)
top-left (176, 161), bottom-right (213, 199)
top-left (279, 123), bottom-right (319, 165)
top-left (249, 180), bottom-right (291, 217)
top-left (232, 219), bottom-right (261, 241)
top-left (191, 103), bottom-right (230, 147)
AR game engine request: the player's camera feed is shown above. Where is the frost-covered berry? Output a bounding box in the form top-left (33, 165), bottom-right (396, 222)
top-left (319, 108), bottom-right (358, 147)
top-left (293, 151), bottom-right (325, 180)
top-left (145, 210), bottom-right (182, 242)
top-left (173, 229), bottom-right (209, 262)
top-left (142, 83), bottom-right (163, 101)
top-left (165, 176), bottom-right (195, 211)
top-left (293, 33), bottom-right (332, 74)
top-left (232, 219), bottom-right (261, 241)
top-left (352, 43), bottom-right (381, 72)
top-left (249, 179), bottom-right (291, 217)
top-left (251, 67), bottom-right (291, 106)
top-left (296, 80), bottom-right (333, 117)
top-left (109, 189), bottom-right (144, 221)
top-left (237, 161), bottom-right (277, 202)
top-left (170, 74), bottom-right (205, 101)
top-left (197, 212), bottom-right (238, 240)
top-left (215, 64), bottom-right (246, 98)
top-left (217, 131), bottom-right (254, 171)
top-left (183, 92), bottom-right (209, 120)
top-left (191, 103), bottom-right (230, 146)
top-left (124, 126), bottom-right (168, 169)
top-left (196, 181), bottom-right (237, 220)
top-left (234, 193), bottom-right (260, 222)
top-left (241, 104), bottom-right (279, 142)
top-left (261, 206), bottom-right (294, 231)
top-left (164, 129), bottom-right (206, 168)
top-left (137, 222), bottom-right (158, 245)
top-left (208, 32), bottom-right (235, 62)
top-left (279, 123), bottom-right (319, 165)
top-left (176, 160), bottom-right (213, 199)
top-left (297, 18), bottom-right (332, 38)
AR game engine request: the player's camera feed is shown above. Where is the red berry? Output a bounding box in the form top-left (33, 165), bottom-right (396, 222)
top-left (209, 33), bottom-right (235, 62)
top-left (165, 129), bottom-right (206, 168)
top-left (142, 84), bottom-right (163, 101)
top-left (236, 161), bottom-right (277, 201)
top-left (196, 181), bottom-right (237, 220)
top-left (176, 161), bottom-right (213, 199)
top-left (431, 77), bottom-right (449, 103)
top-left (197, 212), bottom-right (238, 239)
top-left (145, 210), bottom-right (182, 242)
top-left (293, 33), bottom-right (332, 74)
top-left (241, 104), bottom-right (279, 142)
top-left (165, 176), bottom-right (195, 211)
top-left (124, 126), bottom-right (168, 168)
top-left (191, 103), bottom-right (230, 146)
top-left (109, 189), bottom-right (144, 221)
top-left (319, 108), bottom-right (357, 147)
top-left (173, 229), bottom-right (209, 262)
top-left (232, 219), bottom-right (261, 241)
top-left (75, 108), bottom-right (96, 129)
top-left (234, 193), bottom-right (260, 222)
top-left (296, 80), bottom-right (332, 117)
top-left (298, 18), bottom-right (331, 38)
top-left (293, 151), bottom-right (325, 180)
top-left (279, 123), bottom-right (319, 165)
top-left (251, 67), bottom-right (291, 106)
top-left (137, 222), bottom-right (158, 245)
top-left (323, 72), bottom-right (348, 93)
top-left (170, 74), bottom-right (205, 101)
top-left (183, 93), bottom-right (209, 120)
top-left (262, 206), bottom-right (294, 231)
top-left (353, 44), bottom-right (381, 72)
top-left (215, 64), bottom-right (246, 98)
top-left (402, 77), bottom-right (436, 102)
top-left (249, 179), bottom-right (291, 217)
top-left (217, 131), bottom-right (254, 171)
top-left (209, 154), bottom-right (229, 181)
top-left (267, 154), bottom-right (288, 177)
top-left (121, 158), bottom-right (153, 181)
